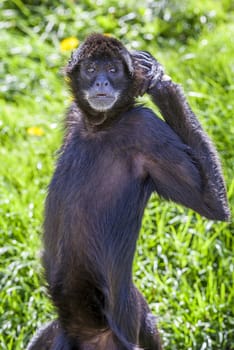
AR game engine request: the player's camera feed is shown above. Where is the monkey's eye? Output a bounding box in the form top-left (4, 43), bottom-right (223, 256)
top-left (86, 66), bottom-right (95, 73)
top-left (109, 67), bottom-right (117, 73)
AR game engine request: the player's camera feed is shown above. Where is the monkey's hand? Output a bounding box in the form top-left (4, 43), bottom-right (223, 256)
top-left (131, 51), bottom-right (165, 96)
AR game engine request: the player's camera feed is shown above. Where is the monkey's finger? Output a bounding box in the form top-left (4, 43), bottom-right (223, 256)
top-left (137, 61), bottom-right (153, 70)
top-left (136, 63), bottom-right (152, 72)
top-left (131, 51), bottom-right (159, 69)
top-left (145, 67), bottom-right (159, 79)
top-left (132, 50), bottom-right (155, 62)
top-left (133, 56), bottom-right (154, 67)
top-left (134, 55), bottom-right (158, 67)
top-left (146, 63), bottom-right (164, 78)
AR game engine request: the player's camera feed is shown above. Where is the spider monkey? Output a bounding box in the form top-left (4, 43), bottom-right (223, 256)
top-left (27, 33), bottom-right (230, 350)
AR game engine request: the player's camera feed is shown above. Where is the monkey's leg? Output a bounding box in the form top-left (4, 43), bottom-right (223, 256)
top-left (26, 320), bottom-right (60, 350)
top-left (51, 331), bottom-right (77, 350)
top-left (139, 313), bottom-right (162, 350)
top-left (112, 286), bottom-right (162, 350)
top-left (27, 320), bottom-right (78, 350)
top-left (135, 289), bottom-right (162, 350)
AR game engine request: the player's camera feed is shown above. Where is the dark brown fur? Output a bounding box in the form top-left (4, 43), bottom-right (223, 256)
top-left (27, 34), bottom-right (229, 350)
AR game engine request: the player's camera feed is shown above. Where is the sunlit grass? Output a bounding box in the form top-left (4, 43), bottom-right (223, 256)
top-left (0, 1), bottom-right (233, 349)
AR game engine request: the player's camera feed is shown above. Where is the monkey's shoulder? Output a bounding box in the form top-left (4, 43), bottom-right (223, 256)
top-left (121, 106), bottom-right (183, 146)
top-left (122, 106), bottom-right (168, 131)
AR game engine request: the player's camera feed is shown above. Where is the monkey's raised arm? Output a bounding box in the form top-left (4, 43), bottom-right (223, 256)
top-left (150, 79), bottom-right (229, 221)
top-left (132, 51), bottom-right (230, 221)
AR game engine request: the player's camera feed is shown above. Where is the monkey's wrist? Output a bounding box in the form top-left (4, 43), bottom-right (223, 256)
top-left (147, 74), bottom-right (172, 93)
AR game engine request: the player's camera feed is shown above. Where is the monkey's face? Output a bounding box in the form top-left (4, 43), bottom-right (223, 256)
top-left (73, 57), bottom-right (132, 114)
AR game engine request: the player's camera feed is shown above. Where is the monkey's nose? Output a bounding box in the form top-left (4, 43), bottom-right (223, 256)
top-left (95, 77), bottom-right (110, 88)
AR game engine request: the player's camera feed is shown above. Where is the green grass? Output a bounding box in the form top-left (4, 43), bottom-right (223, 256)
top-left (0, 1), bottom-right (233, 349)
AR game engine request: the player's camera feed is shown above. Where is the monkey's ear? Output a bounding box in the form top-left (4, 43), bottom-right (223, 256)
top-left (65, 43), bottom-right (85, 75)
top-left (119, 48), bottom-right (134, 76)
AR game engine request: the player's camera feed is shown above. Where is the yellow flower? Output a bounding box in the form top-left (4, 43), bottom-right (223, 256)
top-left (104, 33), bottom-right (112, 37)
top-left (60, 37), bottom-right (79, 51)
top-left (27, 126), bottom-right (44, 137)
top-left (64, 76), bottom-right (71, 83)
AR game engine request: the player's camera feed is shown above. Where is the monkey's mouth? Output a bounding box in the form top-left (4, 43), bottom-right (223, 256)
top-left (93, 93), bottom-right (114, 99)
top-left (88, 94), bottom-right (117, 111)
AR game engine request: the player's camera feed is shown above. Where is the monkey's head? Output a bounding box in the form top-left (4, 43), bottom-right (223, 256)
top-left (66, 33), bottom-right (136, 124)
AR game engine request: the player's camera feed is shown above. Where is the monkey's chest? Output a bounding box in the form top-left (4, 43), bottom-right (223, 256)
top-left (56, 139), bottom-right (146, 221)
top-left (51, 145), bottom-right (148, 257)
top-left (73, 156), bottom-right (131, 208)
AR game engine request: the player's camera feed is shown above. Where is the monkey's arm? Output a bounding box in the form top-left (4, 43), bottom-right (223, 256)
top-left (138, 113), bottom-right (229, 221)
top-left (132, 50), bottom-right (230, 221)
top-left (147, 79), bottom-right (230, 221)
